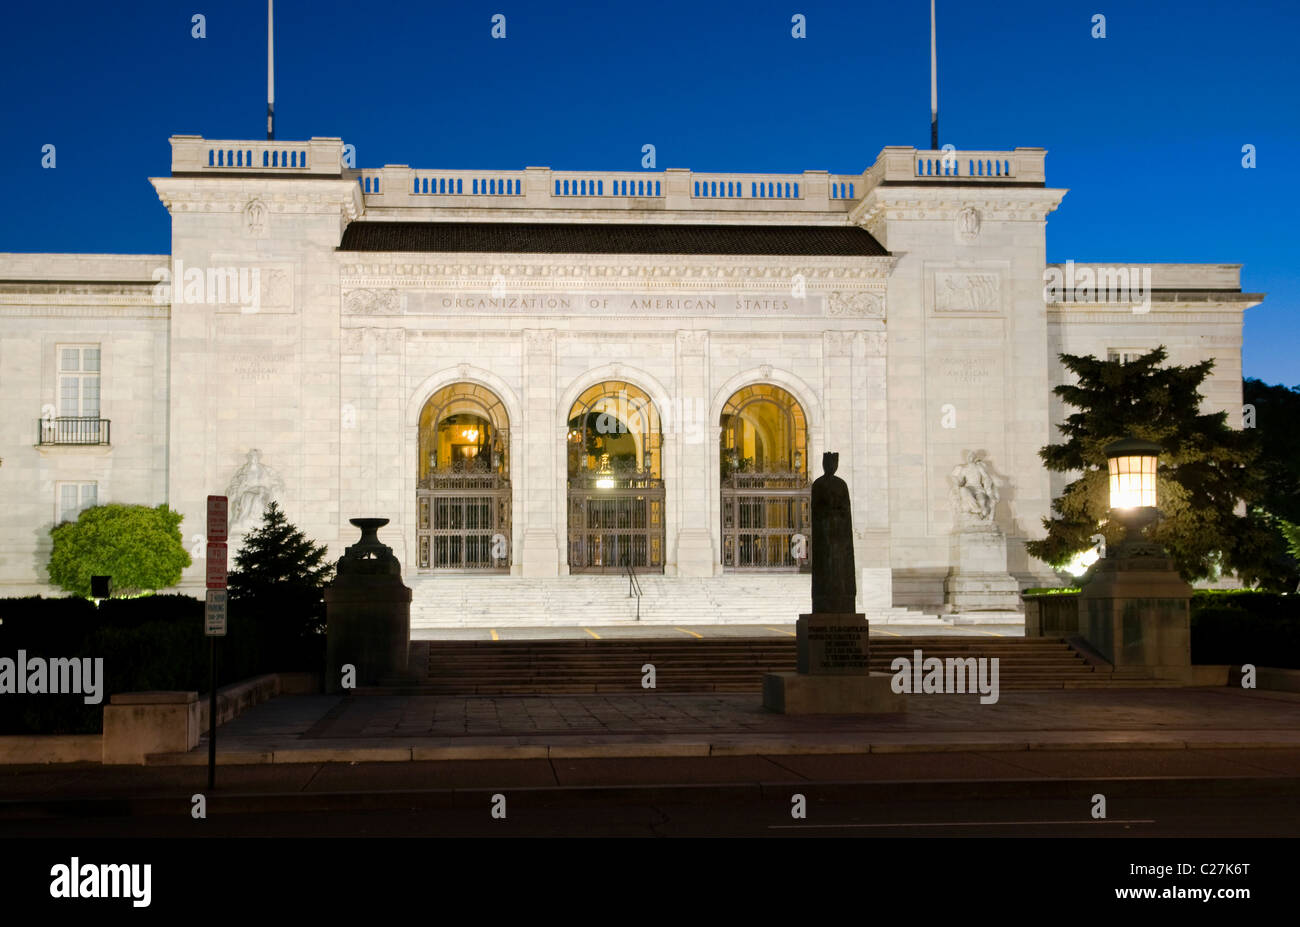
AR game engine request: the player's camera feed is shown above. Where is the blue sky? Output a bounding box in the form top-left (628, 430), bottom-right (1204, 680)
top-left (1, 0), bottom-right (1295, 384)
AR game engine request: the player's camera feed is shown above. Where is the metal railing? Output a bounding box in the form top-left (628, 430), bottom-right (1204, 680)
top-left (623, 554), bottom-right (643, 622)
top-left (38, 417), bottom-right (111, 446)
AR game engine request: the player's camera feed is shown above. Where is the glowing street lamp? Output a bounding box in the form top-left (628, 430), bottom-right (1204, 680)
top-left (1105, 438), bottom-right (1160, 510)
top-left (1102, 437), bottom-right (1163, 557)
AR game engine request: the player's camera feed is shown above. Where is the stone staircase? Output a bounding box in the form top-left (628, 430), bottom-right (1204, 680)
top-left (397, 637), bottom-right (1178, 695)
top-left (408, 573), bottom-right (936, 628)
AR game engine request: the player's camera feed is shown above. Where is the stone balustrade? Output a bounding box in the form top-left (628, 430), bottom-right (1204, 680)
top-left (865, 145), bottom-right (1047, 186)
top-left (168, 136), bottom-right (1047, 211)
top-left (169, 135), bottom-right (346, 175)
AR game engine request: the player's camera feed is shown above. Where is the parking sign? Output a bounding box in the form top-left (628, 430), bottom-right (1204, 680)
top-left (205, 589), bottom-right (228, 637)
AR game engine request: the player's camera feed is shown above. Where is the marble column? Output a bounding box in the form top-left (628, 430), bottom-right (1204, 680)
top-left (520, 329), bottom-right (560, 576)
top-left (674, 330), bottom-right (715, 575)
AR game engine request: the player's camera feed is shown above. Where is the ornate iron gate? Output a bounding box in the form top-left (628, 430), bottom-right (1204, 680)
top-left (568, 470), bottom-right (665, 573)
top-left (721, 472), bottom-right (810, 571)
top-left (417, 465), bottom-right (510, 571)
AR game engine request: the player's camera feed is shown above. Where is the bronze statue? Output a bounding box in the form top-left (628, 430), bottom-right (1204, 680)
top-left (811, 451), bottom-right (856, 613)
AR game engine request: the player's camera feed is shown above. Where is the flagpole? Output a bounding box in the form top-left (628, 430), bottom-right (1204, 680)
top-left (267, 0), bottom-right (275, 140)
top-left (930, 0), bottom-right (938, 150)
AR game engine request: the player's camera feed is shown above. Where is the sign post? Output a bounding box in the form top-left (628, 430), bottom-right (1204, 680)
top-left (205, 495), bottom-right (228, 790)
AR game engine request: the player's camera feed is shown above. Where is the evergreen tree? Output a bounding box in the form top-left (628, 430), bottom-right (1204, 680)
top-left (227, 502), bottom-right (334, 641)
top-left (1239, 379), bottom-right (1300, 588)
top-left (1242, 378), bottom-right (1300, 522)
top-left (1025, 347), bottom-right (1276, 585)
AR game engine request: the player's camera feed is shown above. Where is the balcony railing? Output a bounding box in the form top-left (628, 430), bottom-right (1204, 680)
top-left (38, 417), bottom-right (111, 446)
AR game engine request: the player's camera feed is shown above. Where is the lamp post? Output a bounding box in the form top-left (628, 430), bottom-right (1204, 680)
top-left (1075, 436), bottom-right (1192, 679)
top-left (1104, 437), bottom-right (1162, 556)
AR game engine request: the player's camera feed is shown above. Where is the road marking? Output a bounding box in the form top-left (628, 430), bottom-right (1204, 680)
top-left (583, 628), bottom-right (601, 639)
top-left (955, 627), bottom-right (1005, 638)
top-left (764, 627), bottom-right (796, 637)
top-left (490, 629), bottom-right (499, 641)
top-left (871, 628), bottom-right (902, 637)
top-left (769, 819), bottom-right (1155, 829)
top-left (674, 627), bottom-right (703, 638)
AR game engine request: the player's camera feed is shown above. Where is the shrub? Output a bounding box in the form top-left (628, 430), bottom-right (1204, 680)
top-left (47, 504), bottom-right (191, 597)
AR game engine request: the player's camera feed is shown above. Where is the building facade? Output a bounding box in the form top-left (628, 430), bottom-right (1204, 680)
top-left (0, 137), bottom-right (1261, 613)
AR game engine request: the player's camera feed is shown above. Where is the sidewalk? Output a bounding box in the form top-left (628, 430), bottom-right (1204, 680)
top-left (156, 685), bottom-right (1300, 764)
top-left (3, 687), bottom-right (1299, 823)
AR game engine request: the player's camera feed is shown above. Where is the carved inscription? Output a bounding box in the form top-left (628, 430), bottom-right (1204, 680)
top-left (805, 626), bottom-right (871, 673)
top-left (230, 351), bottom-right (293, 381)
top-left (936, 355), bottom-right (995, 386)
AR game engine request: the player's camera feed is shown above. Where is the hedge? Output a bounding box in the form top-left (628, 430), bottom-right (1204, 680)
top-left (0, 594), bottom-right (324, 735)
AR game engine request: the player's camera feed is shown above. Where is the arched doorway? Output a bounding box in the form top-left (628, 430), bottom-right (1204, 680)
top-left (416, 383), bottom-right (510, 570)
top-left (566, 381), bottom-right (664, 573)
top-left (719, 384), bottom-right (810, 571)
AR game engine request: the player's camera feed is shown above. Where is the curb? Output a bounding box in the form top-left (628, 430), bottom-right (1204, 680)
top-left (2, 775), bottom-right (1298, 820)
top-left (137, 734), bottom-right (1300, 765)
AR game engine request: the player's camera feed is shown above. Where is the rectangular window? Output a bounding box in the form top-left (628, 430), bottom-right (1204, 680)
top-left (1107, 349), bottom-right (1149, 365)
top-left (57, 345), bottom-right (100, 418)
top-left (56, 482), bottom-right (98, 524)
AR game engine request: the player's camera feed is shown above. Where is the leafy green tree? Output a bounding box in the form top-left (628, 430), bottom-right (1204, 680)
top-left (1026, 347), bottom-right (1276, 585)
top-left (227, 502), bottom-right (334, 645)
top-left (47, 504), bottom-right (191, 597)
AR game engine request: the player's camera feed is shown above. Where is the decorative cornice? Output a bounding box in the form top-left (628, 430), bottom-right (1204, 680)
top-left (853, 188), bottom-right (1066, 228)
top-left (1046, 307), bottom-right (1250, 323)
top-left (0, 302), bottom-right (169, 318)
top-left (339, 257), bottom-right (895, 291)
top-left (150, 178), bottom-right (362, 222)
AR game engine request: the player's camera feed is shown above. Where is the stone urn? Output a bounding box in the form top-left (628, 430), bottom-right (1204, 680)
top-left (323, 518), bottom-right (412, 693)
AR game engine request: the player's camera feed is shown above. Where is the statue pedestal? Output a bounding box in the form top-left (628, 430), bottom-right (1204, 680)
top-left (324, 518), bottom-right (413, 693)
top-left (1077, 536), bottom-right (1192, 680)
top-left (945, 523), bottom-right (1020, 611)
top-left (762, 613), bottom-right (905, 714)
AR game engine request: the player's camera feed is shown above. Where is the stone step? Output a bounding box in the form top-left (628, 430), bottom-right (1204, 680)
top-left (404, 573), bottom-right (946, 626)
top-left (403, 636), bottom-right (1152, 694)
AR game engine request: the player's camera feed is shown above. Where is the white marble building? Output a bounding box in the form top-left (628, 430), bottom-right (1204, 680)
top-left (0, 137), bottom-right (1261, 614)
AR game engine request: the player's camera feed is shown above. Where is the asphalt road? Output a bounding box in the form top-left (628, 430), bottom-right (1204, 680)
top-left (4, 794), bottom-right (1296, 838)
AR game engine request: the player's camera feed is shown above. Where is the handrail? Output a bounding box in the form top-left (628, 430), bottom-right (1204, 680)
top-left (623, 555), bottom-right (643, 621)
